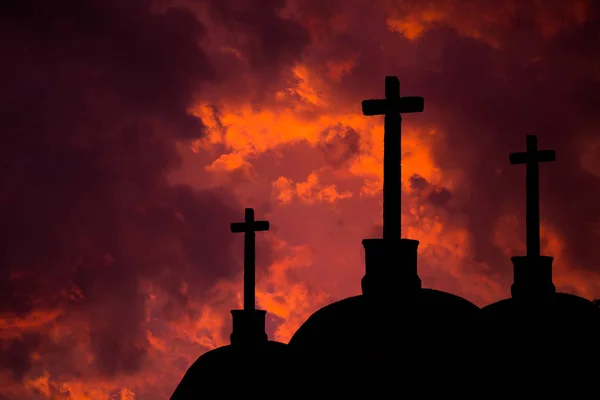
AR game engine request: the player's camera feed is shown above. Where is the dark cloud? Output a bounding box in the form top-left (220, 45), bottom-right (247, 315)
top-left (427, 187), bottom-right (452, 208)
top-left (205, 0), bottom-right (311, 73)
top-left (0, 334), bottom-right (43, 381)
top-left (318, 123), bottom-right (361, 168)
top-left (0, 0), bottom-right (263, 380)
top-left (408, 174), bottom-right (452, 207)
top-left (189, 0), bottom-right (312, 109)
top-left (409, 175), bottom-right (429, 190)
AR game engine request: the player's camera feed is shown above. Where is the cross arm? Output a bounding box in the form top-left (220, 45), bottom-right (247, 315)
top-left (509, 150), bottom-right (556, 165)
top-left (230, 221), bottom-right (270, 232)
top-left (362, 97), bottom-right (425, 116)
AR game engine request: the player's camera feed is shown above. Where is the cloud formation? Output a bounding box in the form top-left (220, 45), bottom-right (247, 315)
top-left (2, 0), bottom-right (600, 399)
top-left (0, 0), bottom-right (267, 389)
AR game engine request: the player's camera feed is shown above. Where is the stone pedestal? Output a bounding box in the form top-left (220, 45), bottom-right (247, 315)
top-left (230, 309), bottom-right (268, 348)
top-left (510, 255), bottom-right (556, 302)
top-left (361, 238), bottom-right (422, 298)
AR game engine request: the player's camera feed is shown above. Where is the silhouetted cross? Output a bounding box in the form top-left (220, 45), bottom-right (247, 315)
top-left (362, 76), bottom-right (424, 239)
top-left (509, 135), bottom-right (556, 257)
top-left (231, 208), bottom-right (269, 311)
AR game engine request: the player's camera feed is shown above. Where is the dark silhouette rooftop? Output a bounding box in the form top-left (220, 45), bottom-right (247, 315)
top-left (169, 79), bottom-right (600, 396)
top-left (170, 208), bottom-right (289, 398)
top-left (288, 77), bottom-right (480, 390)
top-left (481, 135), bottom-right (600, 383)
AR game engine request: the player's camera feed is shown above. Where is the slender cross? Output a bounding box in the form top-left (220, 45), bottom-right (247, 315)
top-left (231, 208), bottom-right (270, 311)
top-left (509, 135), bottom-right (556, 257)
top-left (362, 76), bottom-right (424, 239)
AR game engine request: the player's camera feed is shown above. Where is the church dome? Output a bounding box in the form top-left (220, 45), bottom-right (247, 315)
top-left (481, 255), bottom-right (600, 337)
top-left (171, 208), bottom-right (291, 398)
top-left (287, 238), bottom-right (480, 390)
top-left (170, 311), bottom-right (290, 398)
top-left (289, 289), bottom-right (479, 359)
top-left (291, 288), bottom-right (479, 351)
top-left (480, 256), bottom-right (600, 389)
top-left (479, 135), bottom-right (600, 388)
top-left (287, 76), bottom-right (480, 393)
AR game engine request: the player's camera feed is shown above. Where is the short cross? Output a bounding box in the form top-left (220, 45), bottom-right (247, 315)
top-left (509, 135), bottom-right (556, 257)
top-left (362, 76), bottom-right (424, 239)
top-left (231, 208), bottom-right (270, 311)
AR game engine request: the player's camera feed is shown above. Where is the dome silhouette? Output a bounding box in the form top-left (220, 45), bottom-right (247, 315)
top-left (287, 77), bottom-right (481, 392)
top-left (170, 309), bottom-right (291, 398)
top-left (480, 136), bottom-right (600, 389)
top-left (170, 209), bottom-right (290, 398)
top-left (288, 238), bottom-right (480, 388)
top-left (480, 256), bottom-right (600, 387)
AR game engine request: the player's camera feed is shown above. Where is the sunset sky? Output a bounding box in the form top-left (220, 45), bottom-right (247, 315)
top-left (2, 0), bottom-right (600, 398)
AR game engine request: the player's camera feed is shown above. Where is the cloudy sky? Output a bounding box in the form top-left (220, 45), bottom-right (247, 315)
top-left (2, 0), bottom-right (600, 398)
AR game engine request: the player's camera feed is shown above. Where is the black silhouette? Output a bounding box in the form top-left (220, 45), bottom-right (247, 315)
top-left (509, 135), bottom-right (556, 258)
top-left (481, 135), bottom-right (600, 386)
top-left (287, 77), bottom-right (479, 392)
top-left (170, 208), bottom-right (289, 398)
top-left (231, 209), bottom-right (269, 315)
top-left (167, 76), bottom-right (600, 396)
top-left (362, 76), bottom-right (424, 239)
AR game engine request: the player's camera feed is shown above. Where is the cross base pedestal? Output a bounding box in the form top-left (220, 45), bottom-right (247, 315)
top-left (230, 309), bottom-right (268, 348)
top-left (510, 255), bottom-right (556, 302)
top-left (361, 238), bottom-right (422, 298)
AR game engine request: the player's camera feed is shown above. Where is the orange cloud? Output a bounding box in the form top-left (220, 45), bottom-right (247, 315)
top-left (349, 125), bottom-right (449, 196)
top-left (386, 0), bottom-right (590, 44)
top-left (0, 310), bottom-right (62, 339)
top-left (273, 173), bottom-right (352, 205)
top-left (325, 58), bottom-right (359, 82)
top-left (255, 239), bottom-right (329, 342)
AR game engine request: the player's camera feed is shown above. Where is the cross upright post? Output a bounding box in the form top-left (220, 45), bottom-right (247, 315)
top-left (509, 135), bottom-right (556, 257)
top-left (362, 76), bottom-right (424, 239)
top-left (231, 208), bottom-right (270, 311)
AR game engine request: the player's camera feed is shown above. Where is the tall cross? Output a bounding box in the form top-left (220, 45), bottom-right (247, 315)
top-left (362, 76), bottom-right (424, 239)
top-left (231, 208), bottom-right (270, 311)
top-left (509, 135), bottom-right (555, 257)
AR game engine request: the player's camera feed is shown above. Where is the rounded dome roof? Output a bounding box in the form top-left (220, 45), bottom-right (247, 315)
top-left (479, 293), bottom-right (600, 383)
top-left (481, 292), bottom-right (600, 335)
top-left (293, 290), bottom-right (478, 336)
top-left (170, 341), bottom-right (289, 398)
top-left (287, 290), bottom-right (480, 392)
top-left (481, 257), bottom-right (600, 339)
top-left (290, 238), bottom-right (480, 354)
top-left (481, 292), bottom-right (600, 323)
top-left (289, 289), bottom-right (479, 354)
